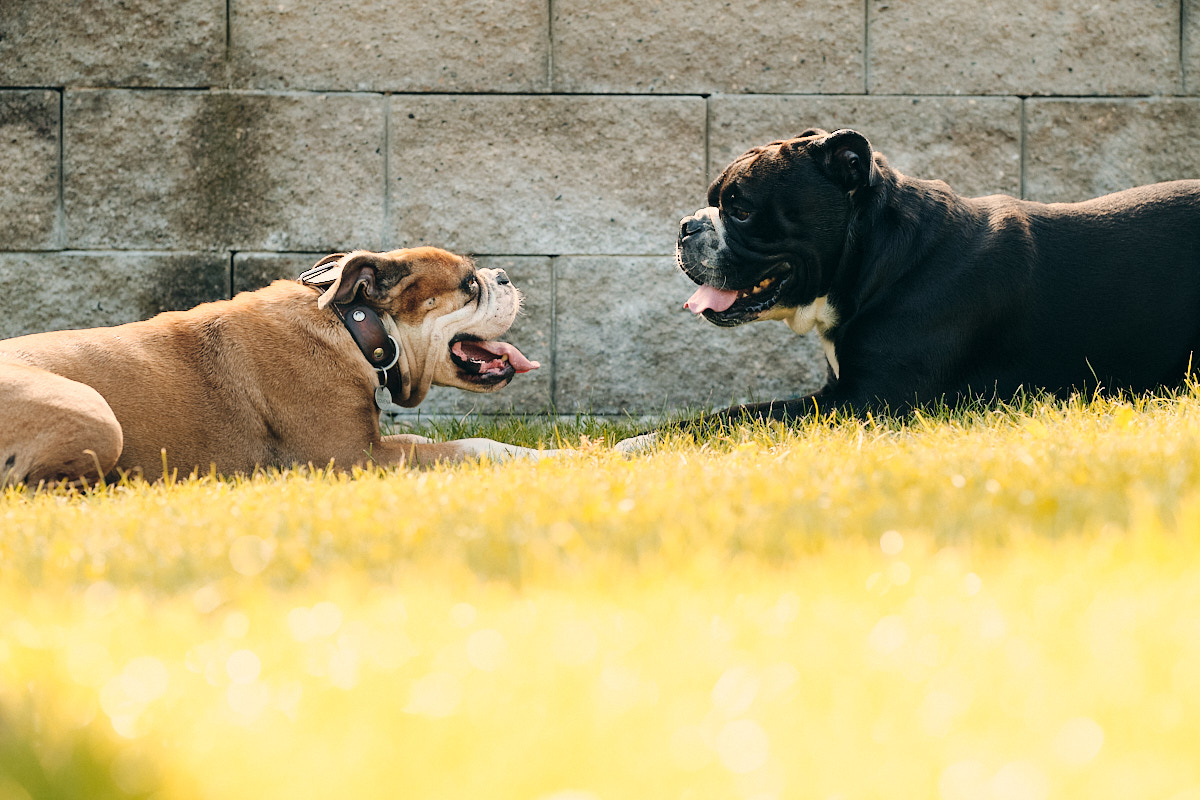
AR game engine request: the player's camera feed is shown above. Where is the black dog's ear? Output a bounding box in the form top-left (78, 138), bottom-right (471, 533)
top-left (794, 127), bottom-right (828, 140)
top-left (317, 251), bottom-right (387, 309)
top-left (819, 129), bottom-right (879, 192)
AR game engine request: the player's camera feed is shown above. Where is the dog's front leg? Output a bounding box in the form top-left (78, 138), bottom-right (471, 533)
top-left (707, 394), bottom-right (834, 424)
top-left (374, 435), bottom-right (566, 467)
top-left (386, 433), bottom-right (434, 445)
top-left (614, 392), bottom-right (844, 454)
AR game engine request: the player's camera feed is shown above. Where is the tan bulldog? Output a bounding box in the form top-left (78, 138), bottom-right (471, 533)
top-left (0, 247), bottom-right (560, 485)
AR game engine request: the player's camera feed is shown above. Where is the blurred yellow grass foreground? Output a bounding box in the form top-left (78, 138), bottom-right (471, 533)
top-left (4, 395), bottom-right (1200, 800)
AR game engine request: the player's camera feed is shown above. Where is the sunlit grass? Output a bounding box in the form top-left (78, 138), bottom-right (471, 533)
top-left (4, 392), bottom-right (1200, 799)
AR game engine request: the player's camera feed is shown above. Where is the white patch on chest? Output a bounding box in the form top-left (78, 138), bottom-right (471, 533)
top-left (784, 296), bottom-right (840, 379)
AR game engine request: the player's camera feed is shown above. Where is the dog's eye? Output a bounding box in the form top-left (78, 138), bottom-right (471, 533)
top-left (467, 278), bottom-right (479, 294)
top-left (726, 206), bottom-right (751, 222)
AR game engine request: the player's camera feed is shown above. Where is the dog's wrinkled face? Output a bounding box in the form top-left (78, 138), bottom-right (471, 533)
top-left (676, 128), bottom-right (878, 329)
top-left (317, 247), bottom-right (537, 400)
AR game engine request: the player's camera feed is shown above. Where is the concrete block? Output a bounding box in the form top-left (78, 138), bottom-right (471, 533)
top-left (64, 90), bottom-right (385, 252)
top-left (868, 0), bottom-right (1181, 96)
top-left (233, 253), bottom-right (552, 415)
top-left (709, 95), bottom-right (1022, 198)
top-left (0, 0), bottom-right (224, 87)
top-left (230, 0), bottom-right (549, 92)
top-left (552, 0), bottom-right (864, 94)
top-left (1024, 99), bottom-right (1200, 203)
top-left (388, 95), bottom-right (706, 255)
top-left (0, 252), bottom-right (229, 340)
top-left (0, 90), bottom-right (59, 250)
top-left (554, 256), bottom-right (827, 415)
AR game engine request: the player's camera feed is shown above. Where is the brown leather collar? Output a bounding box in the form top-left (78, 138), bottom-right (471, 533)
top-left (299, 259), bottom-right (410, 406)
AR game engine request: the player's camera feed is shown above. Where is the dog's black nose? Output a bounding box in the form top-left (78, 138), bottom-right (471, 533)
top-left (680, 217), bottom-right (704, 239)
top-left (495, 269), bottom-right (510, 285)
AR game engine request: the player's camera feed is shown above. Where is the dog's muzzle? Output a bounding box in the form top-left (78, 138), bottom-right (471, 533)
top-left (676, 207), bottom-right (728, 285)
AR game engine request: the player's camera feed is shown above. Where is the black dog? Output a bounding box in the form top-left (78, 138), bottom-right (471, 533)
top-left (669, 127), bottom-right (1200, 423)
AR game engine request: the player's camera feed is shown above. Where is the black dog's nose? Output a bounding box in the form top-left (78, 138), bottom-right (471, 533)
top-left (680, 216), bottom-right (704, 239)
top-left (494, 269), bottom-right (510, 285)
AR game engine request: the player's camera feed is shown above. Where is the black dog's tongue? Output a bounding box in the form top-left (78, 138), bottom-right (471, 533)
top-left (452, 340), bottom-right (539, 373)
top-left (684, 285), bottom-right (738, 315)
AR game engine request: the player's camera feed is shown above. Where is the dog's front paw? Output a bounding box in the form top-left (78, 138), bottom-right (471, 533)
top-left (387, 433), bottom-right (434, 445)
top-left (511, 446), bottom-right (571, 461)
top-left (614, 432), bottom-right (660, 455)
top-left (464, 439), bottom-right (570, 462)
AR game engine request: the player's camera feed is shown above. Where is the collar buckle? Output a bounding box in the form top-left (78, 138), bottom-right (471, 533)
top-left (302, 265), bottom-right (408, 408)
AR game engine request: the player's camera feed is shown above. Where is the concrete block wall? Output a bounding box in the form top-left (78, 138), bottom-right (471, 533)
top-left (2, 0), bottom-right (1198, 416)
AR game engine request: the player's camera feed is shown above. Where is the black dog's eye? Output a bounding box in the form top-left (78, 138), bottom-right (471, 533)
top-left (726, 206), bottom-right (751, 222)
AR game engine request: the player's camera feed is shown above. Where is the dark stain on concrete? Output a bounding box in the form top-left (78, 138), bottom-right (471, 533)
top-left (134, 253), bottom-right (230, 320)
top-left (232, 253), bottom-right (323, 295)
top-left (0, 90), bottom-right (57, 141)
top-left (0, 90), bottom-right (59, 247)
top-left (178, 93), bottom-right (277, 248)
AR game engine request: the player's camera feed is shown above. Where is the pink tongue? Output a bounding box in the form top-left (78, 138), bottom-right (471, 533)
top-left (454, 340), bottom-right (540, 373)
top-left (684, 284), bottom-right (739, 315)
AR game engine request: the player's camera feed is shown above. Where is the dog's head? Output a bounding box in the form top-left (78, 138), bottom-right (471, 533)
top-left (677, 128), bottom-right (878, 329)
top-left (314, 247), bottom-right (537, 405)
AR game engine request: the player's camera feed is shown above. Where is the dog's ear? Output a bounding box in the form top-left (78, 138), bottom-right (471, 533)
top-left (794, 127), bottom-right (828, 140)
top-left (819, 129), bottom-right (879, 192)
top-left (317, 251), bottom-right (388, 309)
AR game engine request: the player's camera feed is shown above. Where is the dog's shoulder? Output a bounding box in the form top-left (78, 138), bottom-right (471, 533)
top-left (184, 280), bottom-right (337, 353)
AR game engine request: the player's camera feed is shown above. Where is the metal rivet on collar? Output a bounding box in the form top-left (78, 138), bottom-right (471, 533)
top-left (352, 310), bottom-right (366, 322)
top-left (372, 347), bottom-right (385, 360)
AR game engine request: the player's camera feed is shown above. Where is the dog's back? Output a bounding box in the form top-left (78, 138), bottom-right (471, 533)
top-left (961, 181), bottom-right (1200, 395)
top-left (0, 281), bottom-right (373, 479)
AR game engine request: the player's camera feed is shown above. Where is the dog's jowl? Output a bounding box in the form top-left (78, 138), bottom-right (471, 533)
top-left (674, 127), bottom-right (1200, 422)
top-left (0, 247), bottom-right (559, 486)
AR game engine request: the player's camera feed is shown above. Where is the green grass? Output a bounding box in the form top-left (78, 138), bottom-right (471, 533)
top-left (4, 392), bottom-right (1200, 799)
